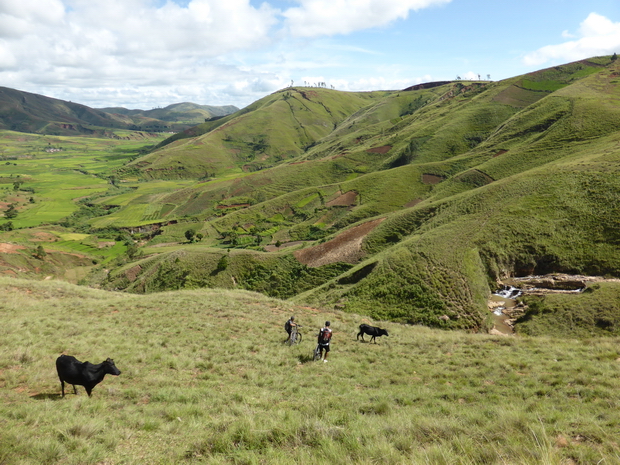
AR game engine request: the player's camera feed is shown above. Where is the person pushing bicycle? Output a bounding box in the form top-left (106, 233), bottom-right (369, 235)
top-left (317, 321), bottom-right (332, 362)
top-left (284, 315), bottom-right (300, 343)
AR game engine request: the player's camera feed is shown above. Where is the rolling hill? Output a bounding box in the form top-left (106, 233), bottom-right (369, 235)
top-left (87, 55), bottom-right (620, 332)
top-left (0, 87), bottom-right (237, 136)
top-left (1, 56), bottom-right (620, 336)
top-left (97, 102), bottom-right (239, 126)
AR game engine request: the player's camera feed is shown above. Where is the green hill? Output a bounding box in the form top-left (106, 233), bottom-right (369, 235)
top-left (126, 88), bottom-right (390, 178)
top-left (84, 56), bottom-right (620, 333)
top-left (98, 102), bottom-right (239, 126)
top-left (0, 86), bottom-right (133, 135)
top-left (1, 56), bottom-right (619, 336)
top-left (0, 87), bottom-right (236, 136)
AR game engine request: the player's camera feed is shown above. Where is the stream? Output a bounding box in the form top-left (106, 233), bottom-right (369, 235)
top-left (489, 286), bottom-right (521, 335)
top-left (489, 274), bottom-right (595, 335)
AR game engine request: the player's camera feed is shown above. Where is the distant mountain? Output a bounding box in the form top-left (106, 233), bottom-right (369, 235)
top-left (0, 86), bottom-right (238, 136)
top-left (0, 86), bottom-right (132, 135)
top-left (97, 102), bottom-right (239, 126)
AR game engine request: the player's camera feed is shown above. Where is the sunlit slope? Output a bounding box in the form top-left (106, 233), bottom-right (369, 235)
top-left (298, 142), bottom-right (620, 328)
top-left (103, 58), bottom-right (618, 232)
top-left (96, 56), bottom-right (620, 330)
top-left (126, 88), bottom-right (389, 179)
top-left (295, 58), bottom-right (620, 327)
top-left (4, 277), bottom-right (620, 463)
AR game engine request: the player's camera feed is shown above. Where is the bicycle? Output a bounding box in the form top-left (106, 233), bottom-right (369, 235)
top-left (313, 343), bottom-right (322, 361)
top-left (288, 325), bottom-right (303, 345)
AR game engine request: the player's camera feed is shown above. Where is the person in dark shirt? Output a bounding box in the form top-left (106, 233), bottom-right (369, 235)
top-left (317, 321), bottom-right (332, 362)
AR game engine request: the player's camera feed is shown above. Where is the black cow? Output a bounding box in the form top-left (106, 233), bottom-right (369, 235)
top-left (56, 354), bottom-right (121, 397)
top-left (357, 324), bottom-right (389, 343)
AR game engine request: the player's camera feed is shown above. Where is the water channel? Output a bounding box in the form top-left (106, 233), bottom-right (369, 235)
top-left (489, 286), bottom-right (521, 335)
top-left (489, 275), bottom-right (591, 335)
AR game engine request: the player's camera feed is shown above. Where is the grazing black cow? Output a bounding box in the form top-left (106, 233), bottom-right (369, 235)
top-left (357, 324), bottom-right (389, 343)
top-left (56, 354), bottom-right (121, 397)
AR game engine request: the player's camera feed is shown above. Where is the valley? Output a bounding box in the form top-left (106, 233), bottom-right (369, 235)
top-left (1, 56), bottom-right (620, 465)
top-left (0, 56), bottom-right (619, 337)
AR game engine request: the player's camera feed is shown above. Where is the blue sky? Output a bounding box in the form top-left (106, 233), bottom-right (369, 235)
top-left (1, 0), bottom-right (619, 109)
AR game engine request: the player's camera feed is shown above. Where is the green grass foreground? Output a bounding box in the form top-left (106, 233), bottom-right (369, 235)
top-left (1, 278), bottom-right (619, 464)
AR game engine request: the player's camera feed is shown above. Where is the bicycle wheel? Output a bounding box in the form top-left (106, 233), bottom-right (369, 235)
top-left (288, 328), bottom-right (298, 346)
top-left (313, 344), bottom-right (321, 361)
top-left (296, 332), bottom-right (302, 344)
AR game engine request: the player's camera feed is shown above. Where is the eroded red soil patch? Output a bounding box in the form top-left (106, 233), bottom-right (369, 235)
top-left (216, 203), bottom-right (251, 210)
top-left (32, 232), bottom-right (58, 241)
top-left (264, 241), bottom-right (305, 252)
top-left (404, 199), bottom-right (423, 208)
top-left (294, 218), bottom-right (385, 267)
top-left (326, 191), bottom-right (357, 207)
top-left (422, 174), bottom-right (444, 185)
top-left (125, 265), bottom-right (142, 282)
top-left (0, 243), bottom-right (26, 253)
top-left (366, 145), bottom-right (392, 154)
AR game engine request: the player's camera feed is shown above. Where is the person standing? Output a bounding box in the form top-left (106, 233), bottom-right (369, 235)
top-left (317, 321), bottom-right (332, 362)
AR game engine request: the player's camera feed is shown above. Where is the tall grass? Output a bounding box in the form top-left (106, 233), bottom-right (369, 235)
top-left (1, 277), bottom-right (619, 464)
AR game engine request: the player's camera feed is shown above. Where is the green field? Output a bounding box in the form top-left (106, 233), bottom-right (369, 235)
top-left (1, 277), bottom-right (620, 464)
top-left (0, 130), bottom-right (167, 228)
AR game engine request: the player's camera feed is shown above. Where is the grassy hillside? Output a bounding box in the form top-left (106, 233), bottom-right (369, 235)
top-left (126, 88), bottom-right (390, 178)
top-left (0, 87), bottom-right (147, 135)
top-left (77, 55), bottom-right (619, 331)
top-left (2, 57), bottom-right (620, 336)
top-left (98, 102), bottom-right (239, 126)
top-left (0, 87), bottom-right (231, 135)
top-left (2, 277), bottom-right (620, 464)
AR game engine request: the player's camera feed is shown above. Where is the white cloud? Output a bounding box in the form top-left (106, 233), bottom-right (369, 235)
top-left (283, 0), bottom-right (451, 37)
top-left (458, 71), bottom-right (475, 81)
top-left (63, 0), bottom-right (278, 58)
top-left (0, 0), bottom-right (454, 108)
top-left (0, 40), bottom-right (17, 68)
top-left (322, 74), bottom-right (432, 92)
top-left (0, 0), bottom-right (281, 107)
top-left (0, 0), bottom-right (65, 38)
top-left (524, 13), bottom-right (620, 66)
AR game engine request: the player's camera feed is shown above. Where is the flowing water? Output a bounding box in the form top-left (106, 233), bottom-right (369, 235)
top-left (489, 286), bottom-right (522, 335)
top-left (489, 276), bottom-right (591, 335)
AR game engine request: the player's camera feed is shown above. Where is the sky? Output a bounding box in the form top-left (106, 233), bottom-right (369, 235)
top-left (1, 0), bottom-right (619, 110)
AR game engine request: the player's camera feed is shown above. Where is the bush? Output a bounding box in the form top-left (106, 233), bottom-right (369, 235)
top-left (216, 255), bottom-right (229, 272)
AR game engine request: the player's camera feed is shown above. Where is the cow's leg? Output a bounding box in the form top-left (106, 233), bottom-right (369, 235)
top-left (60, 379), bottom-right (65, 397)
top-left (72, 385), bottom-right (78, 395)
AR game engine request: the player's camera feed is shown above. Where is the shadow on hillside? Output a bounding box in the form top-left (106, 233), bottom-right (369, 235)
top-left (30, 392), bottom-right (62, 401)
